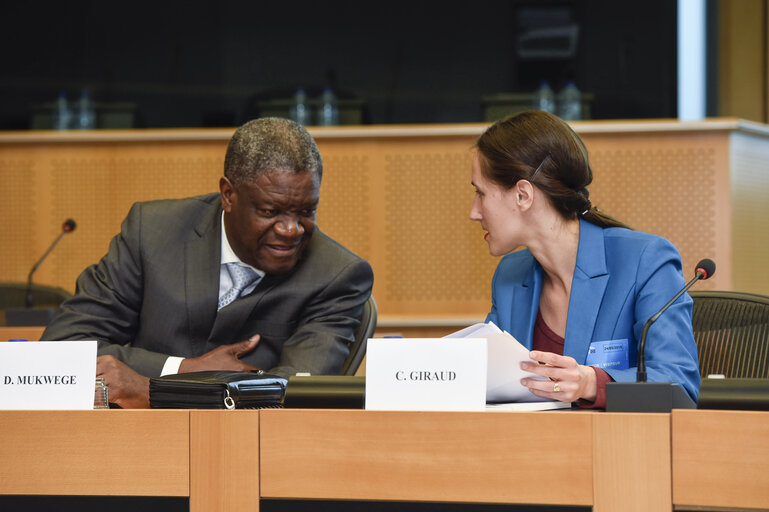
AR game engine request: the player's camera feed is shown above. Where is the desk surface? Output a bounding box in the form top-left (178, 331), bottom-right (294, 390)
top-left (0, 326), bottom-right (45, 341)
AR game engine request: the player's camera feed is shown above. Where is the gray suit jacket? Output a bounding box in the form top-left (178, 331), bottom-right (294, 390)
top-left (42, 193), bottom-right (374, 378)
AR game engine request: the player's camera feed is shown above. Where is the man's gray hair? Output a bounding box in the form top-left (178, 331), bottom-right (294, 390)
top-left (224, 117), bottom-right (323, 186)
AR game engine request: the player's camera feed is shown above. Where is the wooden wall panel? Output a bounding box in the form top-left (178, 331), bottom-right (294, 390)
top-left (0, 138), bottom-right (228, 298)
top-left (48, 141), bottom-right (226, 290)
top-left (314, 142), bottom-right (374, 263)
top-left (316, 136), bottom-right (498, 317)
top-left (1, 121), bottom-right (768, 325)
top-left (0, 154), bottom-right (39, 281)
top-left (582, 131), bottom-right (731, 290)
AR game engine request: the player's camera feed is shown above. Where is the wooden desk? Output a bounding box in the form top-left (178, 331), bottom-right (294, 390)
top-left (0, 410), bottom-right (260, 512)
top-left (260, 409), bottom-right (672, 512)
top-left (672, 409), bottom-right (769, 510)
top-left (2, 409), bottom-right (768, 511)
top-left (0, 326), bottom-right (45, 340)
top-left (0, 410), bottom-right (190, 497)
top-left (190, 411), bottom-right (260, 512)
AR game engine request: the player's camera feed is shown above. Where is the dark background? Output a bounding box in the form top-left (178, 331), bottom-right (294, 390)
top-left (0, 0), bottom-right (678, 129)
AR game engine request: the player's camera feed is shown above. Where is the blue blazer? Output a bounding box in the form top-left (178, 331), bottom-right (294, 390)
top-left (486, 219), bottom-right (700, 401)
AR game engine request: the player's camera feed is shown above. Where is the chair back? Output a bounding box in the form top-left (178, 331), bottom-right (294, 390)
top-left (0, 282), bottom-right (72, 309)
top-left (340, 295), bottom-right (377, 376)
top-left (690, 291), bottom-right (769, 378)
top-left (1, 282), bottom-right (73, 326)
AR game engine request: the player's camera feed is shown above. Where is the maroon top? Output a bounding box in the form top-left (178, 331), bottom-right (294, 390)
top-left (532, 309), bottom-right (612, 408)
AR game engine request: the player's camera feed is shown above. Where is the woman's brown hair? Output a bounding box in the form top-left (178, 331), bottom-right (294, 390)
top-left (475, 110), bottom-right (628, 229)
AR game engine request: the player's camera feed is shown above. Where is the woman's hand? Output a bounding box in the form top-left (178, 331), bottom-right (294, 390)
top-left (520, 350), bottom-right (597, 402)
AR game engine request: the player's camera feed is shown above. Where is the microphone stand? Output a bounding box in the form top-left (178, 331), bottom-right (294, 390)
top-left (606, 261), bottom-right (714, 412)
top-left (26, 230), bottom-right (68, 308)
top-left (636, 269), bottom-right (706, 382)
top-left (7, 220), bottom-right (76, 327)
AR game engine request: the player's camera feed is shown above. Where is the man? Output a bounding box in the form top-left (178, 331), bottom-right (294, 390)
top-left (42, 118), bottom-right (374, 408)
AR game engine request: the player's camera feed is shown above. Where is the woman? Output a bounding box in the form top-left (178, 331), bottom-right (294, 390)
top-left (470, 111), bottom-right (699, 407)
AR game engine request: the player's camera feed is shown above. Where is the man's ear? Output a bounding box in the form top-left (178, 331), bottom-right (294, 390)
top-left (220, 177), bottom-right (235, 213)
top-left (515, 180), bottom-right (535, 212)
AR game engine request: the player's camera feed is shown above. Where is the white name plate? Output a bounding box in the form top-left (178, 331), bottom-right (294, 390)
top-left (0, 340), bottom-right (97, 410)
top-left (365, 338), bottom-right (487, 411)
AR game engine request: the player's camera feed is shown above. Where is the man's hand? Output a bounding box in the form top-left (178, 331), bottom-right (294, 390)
top-left (179, 335), bottom-right (261, 373)
top-left (96, 355), bottom-right (150, 409)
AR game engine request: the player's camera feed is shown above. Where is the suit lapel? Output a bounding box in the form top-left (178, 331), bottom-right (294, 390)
top-left (564, 219), bottom-right (609, 362)
top-left (185, 205), bottom-right (222, 351)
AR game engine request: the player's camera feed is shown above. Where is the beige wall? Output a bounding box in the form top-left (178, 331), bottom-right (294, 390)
top-left (718, 0), bottom-right (768, 123)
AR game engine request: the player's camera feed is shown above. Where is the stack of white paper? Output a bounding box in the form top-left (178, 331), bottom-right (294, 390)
top-left (445, 322), bottom-right (570, 410)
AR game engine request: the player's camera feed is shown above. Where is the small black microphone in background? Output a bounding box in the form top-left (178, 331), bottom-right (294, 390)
top-left (636, 258), bottom-right (716, 382)
top-left (25, 218), bottom-right (77, 308)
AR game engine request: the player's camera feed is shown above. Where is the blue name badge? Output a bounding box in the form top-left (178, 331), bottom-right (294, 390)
top-left (585, 339), bottom-right (629, 370)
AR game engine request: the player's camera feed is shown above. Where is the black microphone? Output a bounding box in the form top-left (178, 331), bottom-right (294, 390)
top-left (636, 258), bottom-right (716, 382)
top-left (25, 219), bottom-right (77, 308)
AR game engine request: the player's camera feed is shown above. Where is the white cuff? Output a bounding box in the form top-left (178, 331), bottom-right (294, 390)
top-left (160, 356), bottom-right (184, 376)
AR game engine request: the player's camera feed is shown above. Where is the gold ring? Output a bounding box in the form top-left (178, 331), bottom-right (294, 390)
top-left (553, 382), bottom-right (561, 393)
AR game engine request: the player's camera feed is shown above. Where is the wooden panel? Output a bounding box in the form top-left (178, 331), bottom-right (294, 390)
top-left (260, 409), bottom-right (593, 505)
top-left (314, 140), bottom-right (375, 264)
top-left (1, 121), bottom-right (768, 327)
top-left (314, 135), bottom-right (499, 317)
top-left (581, 131), bottom-right (731, 291)
top-left (593, 413), bottom-right (671, 512)
top-left (0, 410), bottom-right (189, 496)
top-left (673, 409), bottom-right (769, 510)
top-left (0, 156), bottom-right (37, 281)
top-left (49, 140), bottom-right (225, 293)
top-left (378, 137), bottom-right (495, 314)
top-left (0, 326), bottom-right (45, 340)
top-left (0, 138), bottom-right (227, 302)
top-left (190, 410), bottom-right (260, 512)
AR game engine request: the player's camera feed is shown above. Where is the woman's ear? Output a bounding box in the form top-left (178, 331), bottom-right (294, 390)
top-left (515, 180), bottom-right (535, 211)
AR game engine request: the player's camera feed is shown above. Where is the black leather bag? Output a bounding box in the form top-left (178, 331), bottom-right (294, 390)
top-left (149, 370), bottom-right (287, 409)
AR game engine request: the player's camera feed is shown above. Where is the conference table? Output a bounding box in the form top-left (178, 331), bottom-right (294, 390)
top-left (1, 408), bottom-right (767, 512)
